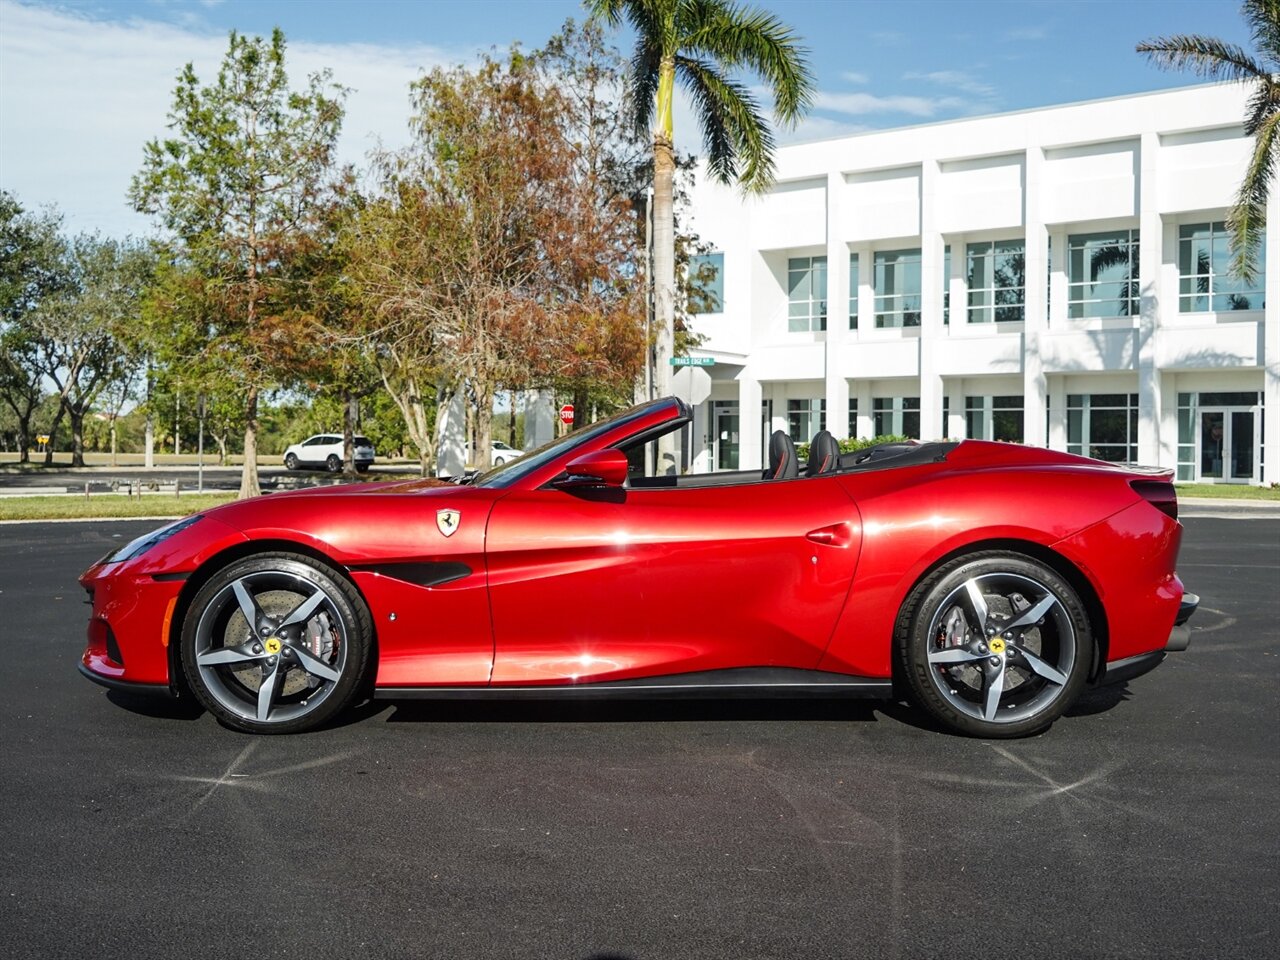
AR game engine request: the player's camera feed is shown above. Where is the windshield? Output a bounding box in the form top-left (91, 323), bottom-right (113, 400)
top-left (472, 400), bottom-right (677, 489)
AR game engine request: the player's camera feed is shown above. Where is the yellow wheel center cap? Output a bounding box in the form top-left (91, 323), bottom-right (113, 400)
top-left (264, 636), bottom-right (282, 655)
top-left (988, 637), bottom-right (1007, 655)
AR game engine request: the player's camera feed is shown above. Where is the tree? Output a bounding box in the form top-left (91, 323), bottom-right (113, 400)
top-left (0, 193), bottom-right (65, 462)
top-left (130, 29), bottom-right (346, 497)
top-left (31, 235), bottom-right (154, 467)
top-left (1138, 0), bottom-right (1278, 281)
top-left (586, 0), bottom-right (813, 407)
top-left (533, 20), bottom-right (649, 427)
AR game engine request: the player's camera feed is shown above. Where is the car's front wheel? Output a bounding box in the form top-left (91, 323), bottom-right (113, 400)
top-left (284, 453), bottom-right (299, 471)
top-left (180, 553), bottom-right (371, 734)
top-left (897, 552), bottom-right (1092, 738)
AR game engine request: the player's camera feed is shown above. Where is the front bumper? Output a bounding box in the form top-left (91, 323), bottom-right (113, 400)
top-left (1098, 592), bottom-right (1199, 686)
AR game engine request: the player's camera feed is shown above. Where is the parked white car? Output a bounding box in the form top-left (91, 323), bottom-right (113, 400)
top-left (283, 434), bottom-right (375, 473)
top-left (490, 440), bottom-right (524, 465)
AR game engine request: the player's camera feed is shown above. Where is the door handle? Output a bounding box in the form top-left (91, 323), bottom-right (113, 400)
top-left (806, 522), bottom-right (854, 547)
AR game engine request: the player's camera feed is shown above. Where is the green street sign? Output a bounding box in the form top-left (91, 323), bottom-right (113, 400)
top-left (670, 356), bottom-right (716, 367)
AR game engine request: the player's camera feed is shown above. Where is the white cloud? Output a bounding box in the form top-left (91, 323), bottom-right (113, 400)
top-left (812, 89), bottom-right (967, 118)
top-left (0, 1), bottom-right (468, 237)
top-left (903, 69), bottom-right (997, 99)
top-left (1003, 25), bottom-right (1049, 42)
top-left (839, 70), bottom-right (869, 85)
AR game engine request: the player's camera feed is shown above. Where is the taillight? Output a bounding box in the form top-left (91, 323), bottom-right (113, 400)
top-left (1131, 479), bottom-right (1178, 520)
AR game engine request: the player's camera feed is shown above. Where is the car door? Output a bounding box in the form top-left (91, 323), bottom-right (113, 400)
top-left (484, 476), bottom-right (863, 684)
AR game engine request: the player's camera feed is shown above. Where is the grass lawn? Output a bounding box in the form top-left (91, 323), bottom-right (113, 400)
top-left (1175, 483), bottom-right (1280, 501)
top-left (0, 494), bottom-right (238, 522)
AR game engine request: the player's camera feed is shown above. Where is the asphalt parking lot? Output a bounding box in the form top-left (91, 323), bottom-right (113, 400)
top-left (0, 517), bottom-right (1275, 959)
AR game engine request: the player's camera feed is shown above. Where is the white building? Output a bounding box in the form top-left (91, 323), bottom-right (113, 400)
top-left (675, 82), bottom-right (1277, 485)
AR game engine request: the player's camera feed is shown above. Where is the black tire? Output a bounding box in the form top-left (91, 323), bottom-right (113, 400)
top-left (326, 454), bottom-right (341, 473)
top-left (896, 552), bottom-right (1092, 738)
top-left (494, 457), bottom-right (505, 465)
top-left (284, 453), bottom-right (299, 471)
top-left (355, 463), bottom-right (370, 474)
top-left (180, 552), bottom-right (371, 734)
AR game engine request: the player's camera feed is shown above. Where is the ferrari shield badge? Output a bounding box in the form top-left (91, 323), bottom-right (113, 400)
top-left (436, 508), bottom-right (461, 537)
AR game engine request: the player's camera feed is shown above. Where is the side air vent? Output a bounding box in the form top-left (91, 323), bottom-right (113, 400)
top-left (1130, 479), bottom-right (1177, 521)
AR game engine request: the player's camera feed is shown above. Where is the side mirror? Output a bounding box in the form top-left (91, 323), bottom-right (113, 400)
top-left (556, 448), bottom-right (629, 488)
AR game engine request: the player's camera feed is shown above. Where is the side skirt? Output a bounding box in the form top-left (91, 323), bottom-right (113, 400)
top-left (375, 667), bottom-right (892, 702)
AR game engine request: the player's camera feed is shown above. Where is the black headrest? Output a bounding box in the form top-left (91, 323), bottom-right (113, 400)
top-left (767, 430), bottom-right (798, 480)
top-left (805, 430), bottom-right (840, 476)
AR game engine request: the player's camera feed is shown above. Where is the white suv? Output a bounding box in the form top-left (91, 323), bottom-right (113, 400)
top-left (283, 434), bottom-right (375, 473)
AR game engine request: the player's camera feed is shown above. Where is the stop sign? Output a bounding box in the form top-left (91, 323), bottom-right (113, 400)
top-left (559, 403), bottom-right (575, 425)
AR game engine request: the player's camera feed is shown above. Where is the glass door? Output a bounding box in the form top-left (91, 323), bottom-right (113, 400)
top-left (713, 402), bottom-right (739, 471)
top-left (1199, 408), bottom-right (1258, 483)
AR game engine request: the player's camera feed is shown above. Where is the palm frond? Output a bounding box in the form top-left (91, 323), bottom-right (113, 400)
top-left (1242, 0), bottom-right (1280, 69)
top-left (1226, 107), bottom-right (1278, 283)
top-left (680, 0), bottom-right (813, 125)
top-left (1136, 34), bottom-right (1269, 82)
top-left (629, 39), bottom-right (662, 137)
top-left (676, 55), bottom-right (773, 191)
top-left (1244, 74), bottom-right (1280, 136)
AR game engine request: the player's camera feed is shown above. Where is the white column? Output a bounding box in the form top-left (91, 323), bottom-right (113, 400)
top-left (1023, 146), bottom-right (1049, 447)
top-left (855, 379), bottom-right (873, 439)
top-left (1137, 131), bottom-right (1164, 467)
top-left (918, 159), bottom-right (944, 440)
top-left (825, 172), bottom-right (850, 439)
top-left (1048, 377), bottom-right (1068, 450)
top-left (738, 374), bottom-right (763, 471)
top-left (1265, 184), bottom-right (1280, 485)
top-left (949, 233), bottom-right (967, 330)
top-left (1048, 228), bottom-right (1069, 331)
top-left (946, 379), bottom-right (966, 439)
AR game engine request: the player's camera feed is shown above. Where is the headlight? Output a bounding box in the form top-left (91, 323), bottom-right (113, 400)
top-left (105, 515), bottom-right (205, 564)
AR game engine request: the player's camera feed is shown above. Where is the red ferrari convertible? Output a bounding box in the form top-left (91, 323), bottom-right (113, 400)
top-left (79, 396), bottom-right (1196, 737)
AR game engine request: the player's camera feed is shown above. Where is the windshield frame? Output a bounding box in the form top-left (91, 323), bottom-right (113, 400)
top-left (471, 398), bottom-right (687, 490)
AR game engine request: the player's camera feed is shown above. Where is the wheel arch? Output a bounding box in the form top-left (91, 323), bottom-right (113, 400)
top-left (166, 537), bottom-right (379, 697)
top-left (893, 537), bottom-right (1109, 685)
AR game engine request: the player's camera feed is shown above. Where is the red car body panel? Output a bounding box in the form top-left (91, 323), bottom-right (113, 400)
top-left (485, 479), bottom-right (861, 684)
top-left (78, 397), bottom-right (1188, 704)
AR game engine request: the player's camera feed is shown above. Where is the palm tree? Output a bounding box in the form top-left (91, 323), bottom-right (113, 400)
top-left (586, 0), bottom-right (813, 407)
top-left (1137, 0), bottom-right (1279, 282)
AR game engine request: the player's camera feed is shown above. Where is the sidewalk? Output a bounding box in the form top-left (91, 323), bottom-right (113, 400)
top-left (1178, 497), bottom-right (1280, 519)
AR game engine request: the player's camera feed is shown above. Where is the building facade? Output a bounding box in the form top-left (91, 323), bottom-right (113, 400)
top-left (677, 82), bottom-right (1277, 485)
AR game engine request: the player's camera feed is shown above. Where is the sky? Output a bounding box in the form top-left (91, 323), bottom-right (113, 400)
top-left (0, 0), bottom-right (1251, 239)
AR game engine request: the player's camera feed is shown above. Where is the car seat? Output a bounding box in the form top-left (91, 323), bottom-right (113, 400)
top-left (766, 430), bottom-right (798, 479)
top-left (805, 430), bottom-right (840, 476)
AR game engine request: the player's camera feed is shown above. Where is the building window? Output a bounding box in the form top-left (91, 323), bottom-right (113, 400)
top-left (1178, 222), bottom-right (1266, 312)
top-left (942, 396), bottom-right (949, 439)
top-left (1068, 230), bottom-right (1139, 319)
top-left (787, 398), bottom-right (826, 442)
top-left (788, 256), bottom-right (827, 331)
top-left (966, 395), bottom-right (1024, 442)
top-left (874, 249), bottom-right (921, 328)
top-left (873, 396), bottom-right (919, 438)
top-left (1067, 393), bottom-right (1138, 462)
top-left (848, 253), bottom-right (859, 330)
top-left (943, 245), bottom-right (951, 326)
top-left (848, 397), bottom-right (858, 437)
top-left (687, 252), bottom-right (724, 314)
top-left (967, 240), bottom-right (1025, 323)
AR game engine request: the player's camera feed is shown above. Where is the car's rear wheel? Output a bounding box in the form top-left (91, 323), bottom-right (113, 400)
top-left (897, 552), bottom-right (1092, 738)
top-left (180, 553), bottom-right (371, 734)
top-left (284, 453), bottom-right (299, 471)
top-left (325, 454), bottom-right (341, 473)
top-left (355, 463), bottom-right (370, 473)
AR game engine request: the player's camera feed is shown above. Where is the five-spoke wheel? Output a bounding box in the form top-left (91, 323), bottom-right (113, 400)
top-left (180, 553), bottom-right (370, 733)
top-left (898, 553), bottom-right (1092, 738)
top-left (284, 453), bottom-right (299, 471)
